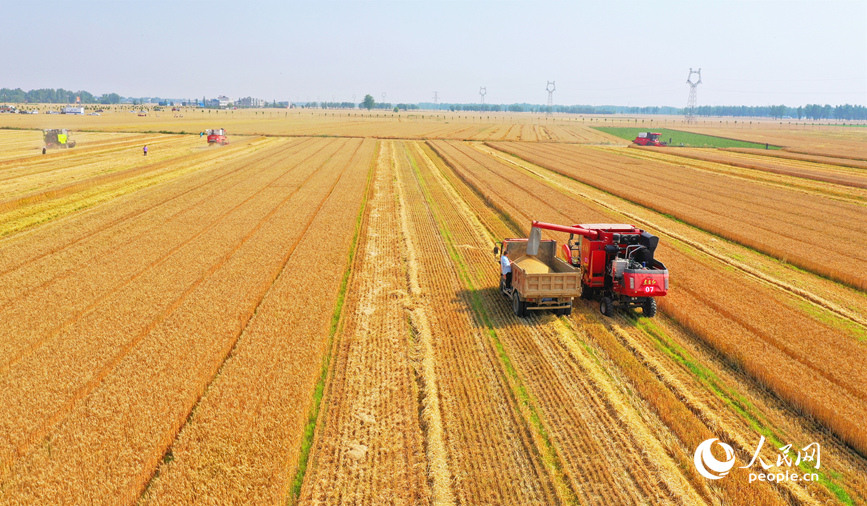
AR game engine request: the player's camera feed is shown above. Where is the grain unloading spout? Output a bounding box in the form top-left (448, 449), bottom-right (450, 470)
top-left (527, 226), bottom-right (542, 256)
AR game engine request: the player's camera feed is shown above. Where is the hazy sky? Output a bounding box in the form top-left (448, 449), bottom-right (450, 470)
top-left (6, 0), bottom-right (866, 106)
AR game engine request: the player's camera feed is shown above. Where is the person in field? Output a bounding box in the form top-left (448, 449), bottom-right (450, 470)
top-left (143, 145), bottom-right (148, 156)
top-left (501, 249), bottom-right (512, 289)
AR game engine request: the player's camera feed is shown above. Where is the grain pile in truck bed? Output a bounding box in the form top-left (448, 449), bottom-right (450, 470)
top-left (514, 255), bottom-right (552, 274)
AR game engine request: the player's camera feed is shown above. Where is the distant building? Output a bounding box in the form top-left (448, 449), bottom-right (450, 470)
top-left (206, 96), bottom-right (232, 108)
top-left (238, 97), bottom-right (266, 108)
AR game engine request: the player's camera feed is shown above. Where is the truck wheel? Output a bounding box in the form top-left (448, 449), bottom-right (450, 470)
top-left (559, 301), bottom-right (572, 317)
top-left (600, 297), bottom-right (613, 317)
top-left (642, 297), bottom-right (657, 317)
top-left (581, 283), bottom-right (595, 300)
top-left (512, 293), bottom-right (526, 318)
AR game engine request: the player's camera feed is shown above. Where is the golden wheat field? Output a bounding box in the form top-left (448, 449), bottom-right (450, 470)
top-left (0, 110), bottom-right (866, 505)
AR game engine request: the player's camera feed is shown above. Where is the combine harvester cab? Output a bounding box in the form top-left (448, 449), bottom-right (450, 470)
top-left (495, 237), bottom-right (582, 317)
top-left (633, 132), bottom-right (665, 146)
top-left (43, 129), bottom-right (76, 149)
top-left (206, 128), bottom-right (229, 146)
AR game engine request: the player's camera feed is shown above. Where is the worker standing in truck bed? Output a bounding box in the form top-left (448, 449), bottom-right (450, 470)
top-left (501, 249), bottom-right (512, 289)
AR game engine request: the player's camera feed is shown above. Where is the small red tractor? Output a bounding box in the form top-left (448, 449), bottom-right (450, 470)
top-left (206, 128), bottom-right (228, 146)
top-left (633, 132), bottom-right (665, 146)
top-left (523, 221), bottom-right (669, 317)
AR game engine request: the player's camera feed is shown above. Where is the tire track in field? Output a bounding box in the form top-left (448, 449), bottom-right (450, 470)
top-left (0, 139), bottom-right (337, 374)
top-left (0, 139), bottom-right (352, 484)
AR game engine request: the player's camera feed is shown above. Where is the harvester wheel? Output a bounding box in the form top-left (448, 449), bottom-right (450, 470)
top-left (512, 293), bottom-right (526, 318)
top-left (642, 297), bottom-right (657, 317)
top-left (600, 297), bottom-right (613, 317)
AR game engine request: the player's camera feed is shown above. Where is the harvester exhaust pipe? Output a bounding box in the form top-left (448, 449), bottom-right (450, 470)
top-left (527, 226), bottom-right (542, 256)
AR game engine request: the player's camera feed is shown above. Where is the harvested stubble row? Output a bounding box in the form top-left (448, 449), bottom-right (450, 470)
top-left (140, 138), bottom-right (375, 504)
top-left (427, 139), bottom-right (867, 501)
top-left (0, 130), bottom-right (152, 162)
top-left (387, 141), bottom-right (559, 505)
top-left (489, 141), bottom-right (867, 290)
top-left (412, 141), bottom-right (705, 505)
top-left (298, 141), bottom-right (433, 505)
top-left (0, 138), bottom-right (367, 503)
top-left (631, 145), bottom-right (867, 190)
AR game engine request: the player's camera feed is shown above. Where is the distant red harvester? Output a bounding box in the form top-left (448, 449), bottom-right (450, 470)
top-left (207, 128), bottom-right (229, 146)
top-left (633, 132), bottom-right (665, 146)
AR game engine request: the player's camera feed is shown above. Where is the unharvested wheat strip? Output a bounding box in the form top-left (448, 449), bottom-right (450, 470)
top-left (432, 138), bottom-right (867, 471)
top-left (393, 142), bottom-right (559, 505)
top-left (412, 141), bottom-right (702, 505)
top-left (0, 140), bottom-right (342, 374)
top-left (298, 140), bottom-right (434, 505)
top-left (138, 139), bottom-right (374, 505)
top-left (0, 140), bottom-right (366, 504)
top-left (0, 139), bottom-right (348, 478)
top-left (0, 138), bottom-right (310, 303)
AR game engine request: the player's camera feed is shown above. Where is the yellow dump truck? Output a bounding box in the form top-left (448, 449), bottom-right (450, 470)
top-left (495, 237), bottom-right (581, 317)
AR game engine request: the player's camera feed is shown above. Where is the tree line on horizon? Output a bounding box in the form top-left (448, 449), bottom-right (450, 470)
top-left (2, 87), bottom-right (864, 121)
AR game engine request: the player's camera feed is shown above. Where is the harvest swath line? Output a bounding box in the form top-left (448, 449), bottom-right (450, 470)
top-left (0, 139), bottom-right (336, 374)
top-left (137, 140), bottom-right (374, 505)
top-left (0, 139), bottom-right (351, 487)
top-left (394, 142), bottom-right (559, 504)
top-left (0, 139), bottom-right (313, 308)
top-left (297, 140), bottom-right (437, 505)
top-left (138, 139), bottom-right (368, 503)
top-left (0, 138), bottom-right (302, 278)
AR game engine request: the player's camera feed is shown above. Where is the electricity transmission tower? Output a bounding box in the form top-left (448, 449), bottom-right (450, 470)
top-left (546, 81), bottom-right (556, 115)
top-left (479, 87), bottom-right (486, 105)
top-left (433, 91), bottom-right (438, 107)
top-left (685, 68), bottom-right (702, 123)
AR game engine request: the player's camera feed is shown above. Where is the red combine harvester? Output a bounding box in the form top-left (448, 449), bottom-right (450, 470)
top-left (206, 128), bottom-right (228, 146)
top-left (524, 221), bottom-right (669, 317)
top-left (633, 132), bottom-right (665, 146)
